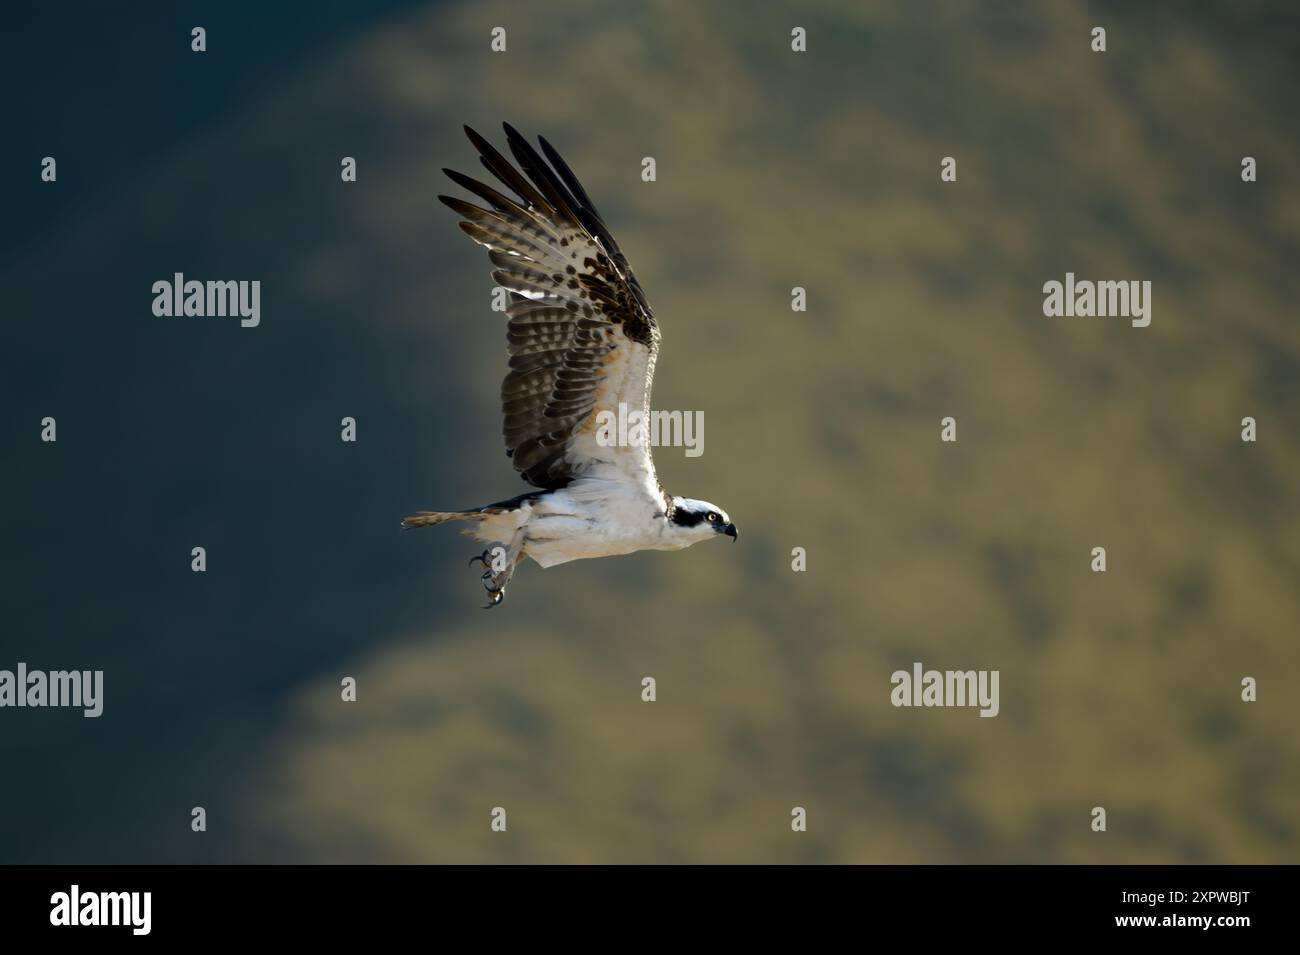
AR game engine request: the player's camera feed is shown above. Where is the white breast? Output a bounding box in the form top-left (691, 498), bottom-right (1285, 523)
top-left (521, 475), bottom-right (672, 568)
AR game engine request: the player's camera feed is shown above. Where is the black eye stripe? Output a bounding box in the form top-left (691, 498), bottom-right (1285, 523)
top-left (670, 506), bottom-right (726, 528)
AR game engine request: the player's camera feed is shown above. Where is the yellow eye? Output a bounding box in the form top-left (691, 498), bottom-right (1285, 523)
top-left (707, 513), bottom-right (718, 522)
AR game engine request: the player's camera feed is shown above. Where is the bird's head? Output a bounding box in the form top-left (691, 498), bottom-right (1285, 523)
top-left (666, 497), bottom-right (738, 546)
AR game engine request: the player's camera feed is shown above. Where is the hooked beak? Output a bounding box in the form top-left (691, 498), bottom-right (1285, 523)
top-left (723, 522), bottom-right (738, 542)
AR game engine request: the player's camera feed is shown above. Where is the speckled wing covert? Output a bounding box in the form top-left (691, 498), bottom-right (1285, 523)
top-left (439, 123), bottom-right (660, 491)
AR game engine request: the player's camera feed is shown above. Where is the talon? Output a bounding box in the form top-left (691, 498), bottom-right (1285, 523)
top-left (470, 544), bottom-right (512, 609)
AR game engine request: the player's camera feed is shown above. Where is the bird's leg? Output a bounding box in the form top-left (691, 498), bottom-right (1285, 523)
top-left (473, 541), bottom-right (519, 610)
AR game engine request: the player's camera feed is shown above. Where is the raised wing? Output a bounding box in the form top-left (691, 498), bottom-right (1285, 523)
top-left (440, 123), bottom-right (660, 491)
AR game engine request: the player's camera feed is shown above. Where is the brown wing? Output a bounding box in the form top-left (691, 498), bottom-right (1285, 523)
top-left (440, 124), bottom-right (660, 490)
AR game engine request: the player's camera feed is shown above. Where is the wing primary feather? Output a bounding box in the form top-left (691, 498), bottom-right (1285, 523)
top-left (538, 134), bottom-right (601, 216)
top-left (535, 133), bottom-right (629, 271)
top-left (527, 132), bottom-right (652, 317)
top-left (442, 168), bottom-right (526, 217)
top-left (464, 125), bottom-right (555, 215)
top-left (442, 171), bottom-right (566, 249)
top-left (502, 122), bottom-right (583, 228)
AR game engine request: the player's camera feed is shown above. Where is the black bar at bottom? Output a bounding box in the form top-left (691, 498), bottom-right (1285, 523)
top-left (0, 864), bottom-right (1285, 941)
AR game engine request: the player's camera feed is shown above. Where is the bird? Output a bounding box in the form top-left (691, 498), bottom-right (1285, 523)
top-left (403, 123), bottom-right (738, 608)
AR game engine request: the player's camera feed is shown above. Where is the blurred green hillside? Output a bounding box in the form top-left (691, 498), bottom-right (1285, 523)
top-left (247, 0), bottom-right (1299, 863)
top-left (6, 0), bottom-right (1298, 863)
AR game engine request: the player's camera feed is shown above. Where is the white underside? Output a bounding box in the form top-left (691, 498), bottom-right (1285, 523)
top-left (470, 470), bottom-right (689, 568)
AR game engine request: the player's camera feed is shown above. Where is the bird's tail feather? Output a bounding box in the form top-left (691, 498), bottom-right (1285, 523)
top-left (400, 510), bottom-right (482, 530)
top-left (402, 491), bottom-right (539, 531)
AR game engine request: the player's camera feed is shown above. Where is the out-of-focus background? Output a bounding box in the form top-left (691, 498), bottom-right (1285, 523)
top-left (2, 0), bottom-right (1298, 863)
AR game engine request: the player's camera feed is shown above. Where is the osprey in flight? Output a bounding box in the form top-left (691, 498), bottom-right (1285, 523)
top-left (403, 124), bottom-right (738, 607)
